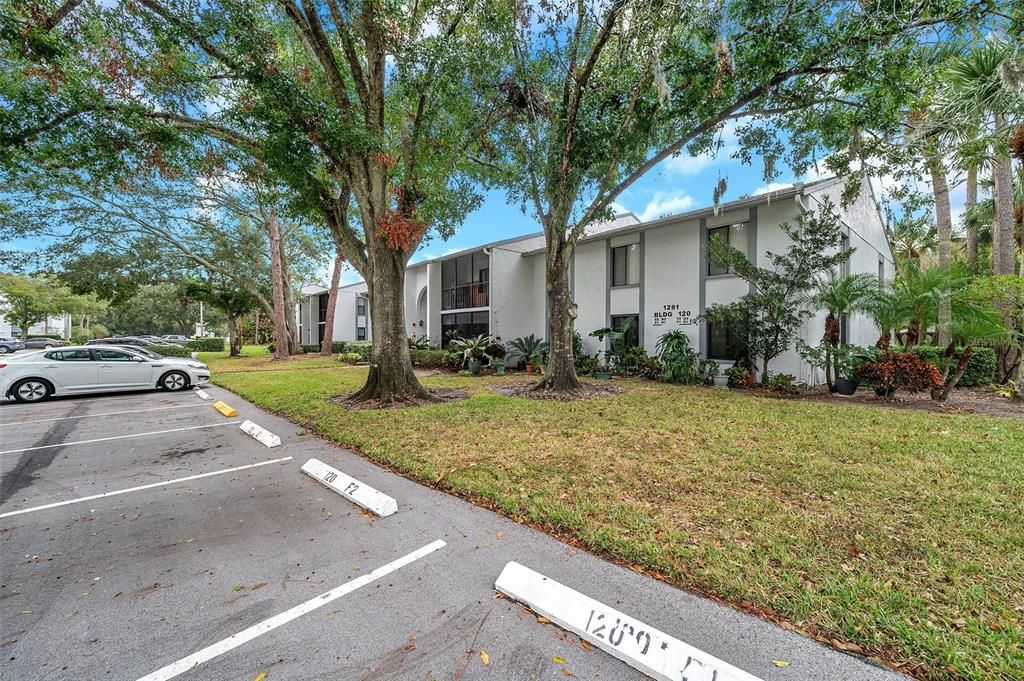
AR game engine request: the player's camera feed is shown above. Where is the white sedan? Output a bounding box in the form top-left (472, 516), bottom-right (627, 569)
top-left (0, 345), bottom-right (211, 403)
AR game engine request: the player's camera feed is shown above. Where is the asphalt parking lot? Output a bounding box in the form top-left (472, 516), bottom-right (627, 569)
top-left (0, 386), bottom-right (906, 681)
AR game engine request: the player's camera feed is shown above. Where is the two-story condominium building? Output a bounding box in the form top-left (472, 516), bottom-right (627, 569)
top-left (297, 177), bottom-right (895, 384)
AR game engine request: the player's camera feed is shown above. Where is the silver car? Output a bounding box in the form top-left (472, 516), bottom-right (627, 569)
top-left (0, 345), bottom-right (211, 403)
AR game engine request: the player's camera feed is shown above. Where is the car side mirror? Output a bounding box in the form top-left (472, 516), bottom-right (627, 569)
top-left (132, 356), bottom-right (145, 362)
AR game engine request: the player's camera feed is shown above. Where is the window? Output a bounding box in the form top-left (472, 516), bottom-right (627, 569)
top-left (610, 314), bottom-right (640, 348)
top-left (317, 292), bottom-right (329, 344)
top-left (611, 244), bottom-right (640, 287)
top-left (441, 251), bottom-right (490, 309)
top-left (707, 321), bottom-right (746, 361)
top-left (840, 234), bottom-right (850, 277)
top-left (356, 296), bottom-right (367, 316)
top-left (44, 349), bottom-right (92, 361)
top-left (706, 223), bottom-right (750, 275)
top-left (878, 257), bottom-right (885, 285)
top-left (440, 311), bottom-right (489, 348)
top-left (357, 326), bottom-right (366, 341)
top-left (97, 349), bottom-right (136, 362)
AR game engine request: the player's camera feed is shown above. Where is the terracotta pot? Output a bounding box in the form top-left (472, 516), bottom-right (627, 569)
top-left (525, 365), bottom-right (534, 374)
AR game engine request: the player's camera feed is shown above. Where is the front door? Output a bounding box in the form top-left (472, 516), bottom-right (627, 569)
top-left (95, 349), bottom-right (153, 388)
top-left (41, 349), bottom-right (97, 391)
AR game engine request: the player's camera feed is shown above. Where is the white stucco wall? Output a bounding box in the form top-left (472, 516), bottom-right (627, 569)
top-left (643, 218), bottom-right (701, 354)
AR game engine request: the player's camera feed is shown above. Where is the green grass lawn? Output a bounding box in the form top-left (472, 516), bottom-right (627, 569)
top-left (202, 347), bottom-right (1024, 680)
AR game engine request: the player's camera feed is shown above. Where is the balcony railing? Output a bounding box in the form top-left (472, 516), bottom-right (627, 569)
top-left (442, 282), bottom-right (489, 310)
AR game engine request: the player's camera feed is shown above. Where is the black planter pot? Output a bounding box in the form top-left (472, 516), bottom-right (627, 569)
top-left (835, 377), bottom-right (858, 395)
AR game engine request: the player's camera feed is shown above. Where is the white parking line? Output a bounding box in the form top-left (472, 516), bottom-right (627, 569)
top-left (0, 457), bottom-right (294, 519)
top-left (134, 539), bottom-right (447, 681)
top-left (0, 421), bottom-right (241, 456)
top-left (0, 403), bottom-right (208, 427)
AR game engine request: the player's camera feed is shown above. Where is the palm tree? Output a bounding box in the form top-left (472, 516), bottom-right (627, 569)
top-left (889, 263), bottom-right (972, 349)
top-left (939, 39), bottom-right (1023, 275)
top-left (964, 165), bottom-right (1024, 276)
top-left (890, 214), bottom-right (938, 264)
top-left (807, 271), bottom-right (878, 391)
top-left (865, 288), bottom-right (909, 349)
top-left (931, 297), bottom-right (1012, 401)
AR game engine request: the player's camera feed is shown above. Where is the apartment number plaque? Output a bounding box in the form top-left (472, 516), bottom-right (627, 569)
top-left (652, 304), bottom-right (694, 327)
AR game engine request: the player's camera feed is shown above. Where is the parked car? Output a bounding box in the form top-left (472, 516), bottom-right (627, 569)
top-left (85, 336), bottom-right (184, 348)
top-left (162, 335), bottom-right (190, 343)
top-left (0, 345), bottom-right (211, 403)
top-left (0, 338), bottom-right (25, 354)
top-left (24, 337), bottom-right (66, 349)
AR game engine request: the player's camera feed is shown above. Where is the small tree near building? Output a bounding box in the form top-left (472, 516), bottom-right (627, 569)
top-left (0, 273), bottom-right (73, 340)
top-left (702, 199), bottom-right (852, 381)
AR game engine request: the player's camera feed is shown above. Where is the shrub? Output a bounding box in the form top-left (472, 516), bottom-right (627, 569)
top-left (408, 335), bottom-right (432, 350)
top-left (765, 372), bottom-right (798, 394)
top-left (187, 337), bottom-right (227, 352)
top-left (635, 353), bottom-right (663, 380)
top-left (301, 341), bottom-right (346, 354)
top-left (70, 329), bottom-right (94, 345)
top-left (410, 349), bottom-right (447, 368)
top-left (857, 351), bottom-right (943, 398)
top-left (575, 352), bottom-right (600, 375)
top-left (347, 341), bottom-right (373, 363)
top-left (337, 352), bottom-right (361, 365)
top-left (484, 341), bottom-right (506, 362)
top-left (697, 359), bottom-right (719, 384)
top-left (656, 330), bottom-right (699, 384)
top-left (443, 351), bottom-right (465, 372)
top-left (725, 365), bottom-right (752, 387)
top-left (155, 344), bottom-right (192, 357)
top-left (909, 345), bottom-right (996, 387)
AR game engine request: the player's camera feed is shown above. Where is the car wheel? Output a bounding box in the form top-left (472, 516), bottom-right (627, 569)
top-left (160, 371), bottom-right (189, 391)
top-left (44, 343), bottom-right (55, 349)
top-left (12, 379), bottom-right (52, 403)
top-left (0, 346), bottom-right (9, 354)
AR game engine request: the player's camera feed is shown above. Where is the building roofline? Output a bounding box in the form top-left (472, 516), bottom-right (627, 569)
top-left (519, 177), bottom-right (842, 256)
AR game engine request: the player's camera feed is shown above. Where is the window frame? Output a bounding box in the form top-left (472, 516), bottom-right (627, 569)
top-left (706, 226), bottom-right (731, 276)
top-left (44, 349), bottom-right (94, 362)
top-left (706, 320), bottom-right (747, 361)
top-left (610, 244), bottom-right (640, 287)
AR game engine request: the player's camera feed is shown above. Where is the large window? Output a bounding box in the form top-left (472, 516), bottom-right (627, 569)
top-left (610, 314), bottom-right (640, 348)
top-left (611, 244), bottom-right (640, 287)
top-left (441, 311), bottom-right (489, 347)
top-left (441, 251), bottom-right (489, 310)
top-left (706, 223), bottom-right (750, 275)
top-left (707, 320), bottom-right (746, 361)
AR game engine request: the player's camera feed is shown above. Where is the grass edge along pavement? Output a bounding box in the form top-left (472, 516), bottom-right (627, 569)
top-left (201, 348), bottom-right (1024, 681)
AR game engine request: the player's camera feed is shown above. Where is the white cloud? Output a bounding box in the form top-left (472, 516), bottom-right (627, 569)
top-left (610, 201), bottom-right (629, 215)
top-left (753, 182), bottom-right (792, 196)
top-left (638, 191), bottom-right (696, 221)
top-left (660, 121), bottom-right (740, 176)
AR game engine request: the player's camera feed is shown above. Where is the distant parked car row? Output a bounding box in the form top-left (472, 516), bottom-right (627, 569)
top-left (84, 336), bottom-right (185, 348)
top-left (1, 337), bottom-right (68, 353)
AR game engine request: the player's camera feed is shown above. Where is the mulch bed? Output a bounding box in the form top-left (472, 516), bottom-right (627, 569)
top-left (492, 380), bottom-right (624, 401)
top-left (331, 388), bottom-right (468, 410)
top-left (746, 384), bottom-right (1023, 420)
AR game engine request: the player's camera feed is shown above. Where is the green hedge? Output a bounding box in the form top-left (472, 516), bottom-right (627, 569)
top-left (186, 337), bottom-right (227, 352)
top-left (410, 349), bottom-right (447, 368)
top-left (909, 345), bottom-right (996, 387)
top-left (155, 344), bottom-right (192, 357)
top-left (300, 341), bottom-right (346, 354)
top-left (295, 341), bottom-right (373, 362)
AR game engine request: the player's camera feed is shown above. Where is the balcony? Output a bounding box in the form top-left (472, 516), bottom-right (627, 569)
top-left (442, 282), bottom-right (489, 310)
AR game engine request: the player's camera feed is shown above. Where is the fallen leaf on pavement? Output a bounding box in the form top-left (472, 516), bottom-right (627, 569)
top-left (771, 660), bottom-right (790, 667)
top-left (253, 673), bottom-right (267, 681)
top-left (480, 649), bottom-right (490, 666)
top-left (552, 656), bottom-right (567, 665)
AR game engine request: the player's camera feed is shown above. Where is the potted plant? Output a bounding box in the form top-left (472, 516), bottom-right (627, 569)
top-left (592, 360), bottom-right (613, 379)
top-left (697, 358), bottom-right (720, 386)
top-left (485, 340), bottom-right (506, 375)
top-left (449, 334), bottom-right (490, 375)
top-left (507, 334), bottom-right (548, 373)
top-left (724, 364), bottom-right (751, 388)
top-left (493, 357), bottom-right (506, 375)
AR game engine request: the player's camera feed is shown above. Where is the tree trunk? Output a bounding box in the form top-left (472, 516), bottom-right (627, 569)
top-left (965, 164), bottom-right (978, 267)
top-left (992, 114), bottom-right (1015, 276)
top-left (537, 238), bottom-right (582, 392)
top-left (254, 311), bottom-right (260, 345)
top-left (933, 345), bottom-right (971, 402)
top-left (348, 248), bottom-right (431, 404)
top-left (277, 235), bottom-right (299, 354)
top-left (267, 212), bottom-right (290, 361)
top-left (929, 160), bottom-right (952, 347)
top-left (320, 250), bottom-right (344, 356)
top-left (227, 313), bottom-right (242, 357)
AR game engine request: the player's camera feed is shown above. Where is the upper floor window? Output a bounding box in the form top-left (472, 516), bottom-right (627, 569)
top-left (356, 296), bottom-right (367, 317)
top-left (707, 223), bottom-right (750, 276)
top-left (611, 244), bottom-right (640, 287)
top-left (441, 251), bottom-right (489, 310)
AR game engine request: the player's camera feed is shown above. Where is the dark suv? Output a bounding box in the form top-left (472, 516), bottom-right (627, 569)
top-left (0, 338), bottom-right (25, 354)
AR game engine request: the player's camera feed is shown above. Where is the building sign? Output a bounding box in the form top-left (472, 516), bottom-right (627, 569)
top-left (652, 304), bottom-right (695, 327)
